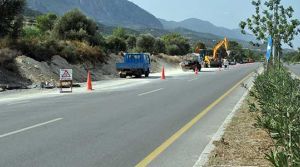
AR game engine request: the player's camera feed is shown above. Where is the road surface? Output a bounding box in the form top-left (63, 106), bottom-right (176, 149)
top-left (288, 64), bottom-right (300, 76)
top-left (0, 63), bottom-right (260, 167)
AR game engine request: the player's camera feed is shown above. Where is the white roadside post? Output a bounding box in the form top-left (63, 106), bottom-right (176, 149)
top-left (59, 69), bottom-right (73, 93)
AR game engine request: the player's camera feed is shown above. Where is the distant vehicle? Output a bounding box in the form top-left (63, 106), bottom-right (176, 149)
top-left (223, 58), bottom-right (229, 68)
top-left (180, 53), bottom-right (202, 72)
top-left (116, 53), bottom-right (151, 78)
top-left (229, 60), bottom-right (237, 65)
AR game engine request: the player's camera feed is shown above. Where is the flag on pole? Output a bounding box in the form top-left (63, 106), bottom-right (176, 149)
top-left (266, 36), bottom-right (272, 62)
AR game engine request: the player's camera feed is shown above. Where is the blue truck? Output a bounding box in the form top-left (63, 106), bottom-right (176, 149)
top-left (116, 53), bottom-right (151, 78)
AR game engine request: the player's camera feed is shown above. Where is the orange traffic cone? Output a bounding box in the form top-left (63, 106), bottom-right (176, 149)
top-left (161, 65), bottom-right (166, 80)
top-left (195, 67), bottom-right (199, 75)
top-left (87, 71), bottom-right (93, 91)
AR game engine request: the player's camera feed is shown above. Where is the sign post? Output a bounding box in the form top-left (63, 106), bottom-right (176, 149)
top-left (59, 69), bottom-right (73, 93)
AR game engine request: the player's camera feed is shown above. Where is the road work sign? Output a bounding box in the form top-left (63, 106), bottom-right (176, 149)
top-left (60, 69), bottom-right (72, 81)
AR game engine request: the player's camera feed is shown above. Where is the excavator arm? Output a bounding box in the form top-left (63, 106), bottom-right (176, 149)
top-left (213, 38), bottom-right (228, 60)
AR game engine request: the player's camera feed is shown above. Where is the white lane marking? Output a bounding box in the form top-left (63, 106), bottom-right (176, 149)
top-left (0, 118), bottom-right (63, 139)
top-left (138, 88), bottom-right (164, 96)
top-left (7, 100), bottom-right (30, 106)
top-left (188, 78), bottom-right (198, 82)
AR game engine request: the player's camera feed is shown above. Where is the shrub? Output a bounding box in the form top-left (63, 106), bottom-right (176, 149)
top-left (106, 36), bottom-right (127, 54)
top-left (126, 35), bottom-right (137, 50)
top-left (136, 34), bottom-right (155, 53)
top-left (153, 38), bottom-right (166, 54)
top-left (166, 44), bottom-right (180, 55)
top-left (21, 26), bottom-right (43, 40)
top-left (36, 13), bottom-right (58, 32)
top-left (162, 33), bottom-right (190, 55)
top-left (250, 64), bottom-right (300, 166)
top-left (69, 41), bottom-right (105, 63)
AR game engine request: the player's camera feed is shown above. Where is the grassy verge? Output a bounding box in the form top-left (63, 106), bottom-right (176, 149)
top-left (206, 95), bottom-right (273, 166)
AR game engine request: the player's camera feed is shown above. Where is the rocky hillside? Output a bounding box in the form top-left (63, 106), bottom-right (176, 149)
top-left (26, 0), bottom-right (163, 29)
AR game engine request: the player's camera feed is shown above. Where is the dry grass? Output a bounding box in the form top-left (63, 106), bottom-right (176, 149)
top-left (157, 54), bottom-right (183, 64)
top-left (206, 96), bottom-right (274, 167)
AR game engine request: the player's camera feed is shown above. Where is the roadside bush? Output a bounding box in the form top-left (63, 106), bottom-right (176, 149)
top-left (13, 38), bottom-right (105, 63)
top-left (166, 44), bottom-right (180, 55)
top-left (250, 64), bottom-right (300, 166)
top-left (21, 26), bottom-right (43, 40)
top-left (153, 38), bottom-right (166, 54)
top-left (162, 33), bottom-right (190, 55)
top-left (69, 40), bottom-right (106, 63)
top-left (136, 34), bottom-right (155, 53)
top-left (126, 35), bottom-right (137, 50)
top-left (106, 36), bottom-right (127, 54)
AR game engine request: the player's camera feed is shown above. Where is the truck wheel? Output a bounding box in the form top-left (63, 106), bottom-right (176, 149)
top-left (120, 73), bottom-right (126, 78)
top-left (145, 70), bottom-right (150, 77)
top-left (197, 64), bottom-right (202, 71)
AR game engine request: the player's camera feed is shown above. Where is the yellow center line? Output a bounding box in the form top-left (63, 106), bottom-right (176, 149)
top-left (135, 72), bottom-right (255, 167)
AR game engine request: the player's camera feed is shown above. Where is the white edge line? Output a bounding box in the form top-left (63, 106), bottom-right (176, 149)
top-left (193, 67), bottom-right (263, 167)
top-left (0, 118), bottom-right (63, 138)
top-left (138, 88), bottom-right (164, 96)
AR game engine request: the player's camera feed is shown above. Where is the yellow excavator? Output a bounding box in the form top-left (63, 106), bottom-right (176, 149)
top-left (204, 37), bottom-right (229, 67)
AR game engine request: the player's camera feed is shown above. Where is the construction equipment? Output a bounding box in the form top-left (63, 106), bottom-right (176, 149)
top-left (203, 38), bottom-right (230, 67)
top-left (180, 53), bottom-right (203, 72)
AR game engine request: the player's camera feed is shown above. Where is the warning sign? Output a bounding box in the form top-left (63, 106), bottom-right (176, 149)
top-left (60, 69), bottom-right (73, 81)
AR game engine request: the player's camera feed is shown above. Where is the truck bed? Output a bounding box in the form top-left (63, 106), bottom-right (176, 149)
top-left (116, 63), bottom-right (145, 70)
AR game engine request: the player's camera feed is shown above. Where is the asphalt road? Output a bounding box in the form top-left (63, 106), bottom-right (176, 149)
top-left (0, 63), bottom-right (260, 167)
top-left (288, 64), bottom-right (300, 76)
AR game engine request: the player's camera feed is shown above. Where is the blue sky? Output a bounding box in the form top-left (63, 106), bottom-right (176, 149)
top-left (128, 0), bottom-right (300, 47)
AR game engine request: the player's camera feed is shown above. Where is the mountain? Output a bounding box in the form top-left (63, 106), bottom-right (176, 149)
top-left (159, 18), bottom-right (255, 42)
top-left (26, 0), bottom-right (163, 29)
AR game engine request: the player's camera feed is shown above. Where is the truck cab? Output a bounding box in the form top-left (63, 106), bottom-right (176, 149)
top-left (116, 53), bottom-right (151, 78)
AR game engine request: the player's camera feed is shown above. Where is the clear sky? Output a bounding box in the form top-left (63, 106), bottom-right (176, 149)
top-left (128, 0), bottom-right (300, 47)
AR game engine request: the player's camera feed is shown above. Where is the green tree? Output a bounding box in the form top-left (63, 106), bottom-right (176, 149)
top-left (54, 9), bottom-right (97, 41)
top-left (136, 34), bottom-right (155, 52)
top-left (21, 25), bottom-right (42, 40)
top-left (0, 0), bottom-right (25, 37)
top-left (112, 27), bottom-right (128, 40)
top-left (240, 0), bottom-right (300, 63)
top-left (162, 33), bottom-right (190, 55)
top-left (194, 41), bottom-right (206, 52)
top-left (228, 41), bottom-right (243, 61)
top-left (126, 35), bottom-right (137, 50)
top-left (153, 38), bottom-right (166, 54)
top-left (107, 36), bottom-right (127, 53)
top-left (36, 13), bottom-right (58, 32)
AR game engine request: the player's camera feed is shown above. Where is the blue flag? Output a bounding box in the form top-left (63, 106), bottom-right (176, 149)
top-left (266, 36), bottom-right (272, 61)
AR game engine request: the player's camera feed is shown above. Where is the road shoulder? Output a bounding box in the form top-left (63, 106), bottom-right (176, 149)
top-left (148, 68), bottom-right (262, 167)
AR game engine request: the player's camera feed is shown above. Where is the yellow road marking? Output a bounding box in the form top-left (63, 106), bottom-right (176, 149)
top-left (135, 72), bottom-right (254, 167)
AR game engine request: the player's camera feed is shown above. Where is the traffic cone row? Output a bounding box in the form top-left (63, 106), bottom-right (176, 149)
top-left (87, 70), bottom-right (93, 91)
